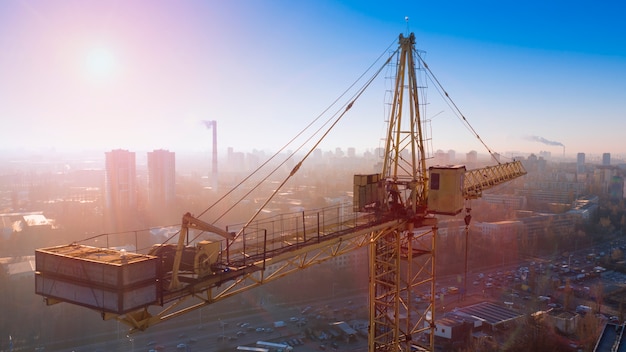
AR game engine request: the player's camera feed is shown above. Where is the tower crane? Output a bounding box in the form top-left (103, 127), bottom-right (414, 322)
top-left (34, 33), bottom-right (526, 351)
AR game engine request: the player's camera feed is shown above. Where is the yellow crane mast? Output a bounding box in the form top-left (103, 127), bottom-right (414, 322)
top-left (34, 32), bottom-right (526, 352)
top-left (353, 32), bottom-right (526, 351)
top-left (366, 32), bottom-right (435, 352)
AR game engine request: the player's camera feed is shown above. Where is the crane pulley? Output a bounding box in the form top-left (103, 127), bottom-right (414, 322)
top-left (160, 212), bottom-right (235, 290)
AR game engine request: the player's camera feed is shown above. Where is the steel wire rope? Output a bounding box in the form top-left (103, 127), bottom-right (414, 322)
top-left (95, 42), bottom-right (399, 251)
top-left (414, 49), bottom-right (504, 164)
top-left (75, 38), bottom-right (400, 250)
top-left (186, 39), bottom-right (399, 244)
top-left (230, 52), bottom-right (397, 242)
top-left (203, 38), bottom-right (398, 221)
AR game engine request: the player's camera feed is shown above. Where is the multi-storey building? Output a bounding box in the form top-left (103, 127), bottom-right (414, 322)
top-left (434, 149), bottom-right (450, 165)
top-left (104, 149), bottom-right (137, 231)
top-left (577, 153), bottom-right (585, 174)
top-left (479, 193), bottom-right (528, 209)
top-left (147, 149), bottom-right (176, 223)
top-left (517, 180), bottom-right (585, 206)
top-left (466, 150), bottom-right (478, 168)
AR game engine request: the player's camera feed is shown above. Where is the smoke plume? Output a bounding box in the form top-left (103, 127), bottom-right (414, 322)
top-left (202, 120), bottom-right (216, 129)
top-left (527, 135), bottom-right (564, 147)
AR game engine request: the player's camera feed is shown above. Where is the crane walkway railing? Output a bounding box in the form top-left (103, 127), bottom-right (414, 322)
top-left (220, 202), bottom-right (387, 269)
top-left (157, 203), bottom-right (403, 305)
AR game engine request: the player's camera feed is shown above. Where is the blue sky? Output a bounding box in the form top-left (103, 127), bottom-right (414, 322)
top-left (1, 0), bottom-right (625, 159)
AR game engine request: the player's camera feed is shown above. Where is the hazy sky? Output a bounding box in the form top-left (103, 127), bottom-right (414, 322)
top-left (1, 1), bottom-right (625, 158)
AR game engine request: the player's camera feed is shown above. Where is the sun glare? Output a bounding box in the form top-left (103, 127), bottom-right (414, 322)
top-left (84, 46), bottom-right (117, 81)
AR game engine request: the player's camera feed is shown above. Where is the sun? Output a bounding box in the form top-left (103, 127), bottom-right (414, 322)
top-left (84, 46), bottom-right (117, 81)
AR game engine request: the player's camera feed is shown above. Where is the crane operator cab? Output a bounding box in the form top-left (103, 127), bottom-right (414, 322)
top-left (427, 165), bottom-right (466, 215)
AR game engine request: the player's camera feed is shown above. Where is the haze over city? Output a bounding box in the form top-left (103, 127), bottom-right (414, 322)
top-left (4, 3), bottom-right (626, 350)
top-left (1, 1), bottom-right (625, 157)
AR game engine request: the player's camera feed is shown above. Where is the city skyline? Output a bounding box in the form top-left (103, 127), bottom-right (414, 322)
top-left (1, 1), bottom-right (625, 157)
top-left (0, 144), bottom-right (623, 167)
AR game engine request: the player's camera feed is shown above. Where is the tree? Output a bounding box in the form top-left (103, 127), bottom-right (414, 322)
top-left (612, 248), bottom-right (624, 261)
top-left (563, 278), bottom-right (574, 311)
top-left (459, 335), bottom-right (499, 352)
top-left (498, 314), bottom-right (569, 352)
top-left (592, 282), bottom-right (604, 314)
top-left (576, 312), bottom-right (603, 351)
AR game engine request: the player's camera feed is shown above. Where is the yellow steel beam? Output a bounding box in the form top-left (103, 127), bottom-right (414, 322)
top-left (368, 222), bottom-right (436, 352)
top-left (463, 160), bottom-right (527, 199)
top-left (113, 218), bottom-right (405, 332)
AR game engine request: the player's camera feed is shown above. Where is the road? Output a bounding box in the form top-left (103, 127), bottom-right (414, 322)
top-left (41, 290), bottom-right (369, 352)
top-left (33, 237), bottom-right (626, 351)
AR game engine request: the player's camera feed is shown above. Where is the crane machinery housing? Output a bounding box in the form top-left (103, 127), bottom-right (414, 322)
top-left (34, 32), bottom-right (526, 352)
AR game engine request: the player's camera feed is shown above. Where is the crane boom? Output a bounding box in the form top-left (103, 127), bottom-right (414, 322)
top-left (463, 160), bottom-right (527, 199)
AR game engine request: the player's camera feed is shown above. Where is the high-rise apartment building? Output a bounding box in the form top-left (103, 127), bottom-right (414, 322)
top-left (105, 149), bottom-right (137, 231)
top-left (147, 149), bottom-right (176, 225)
top-left (147, 149), bottom-right (176, 204)
top-left (577, 153), bottom-right (585, 174)
top-left (434, 149), bottom-right (449, 165)
top-left (466, 150), bottom-right (478, 165)
top-left (603, 153), bottom-right (611, 166)
top-left (447, 149), bottom-right (456, 164)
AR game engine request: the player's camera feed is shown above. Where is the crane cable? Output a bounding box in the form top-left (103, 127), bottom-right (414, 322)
top-left (414, 50), bottom-right (502, 164)
top-left (230, 50), bottom-right (397, 242)
top-left (183, 37), bottom-right (399, 245)
top-left (93, 62), bottom-right (381, 249)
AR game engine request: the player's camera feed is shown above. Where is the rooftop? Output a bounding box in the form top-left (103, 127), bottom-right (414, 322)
top-left (455, 302), bottom-right (523, 327)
